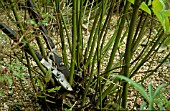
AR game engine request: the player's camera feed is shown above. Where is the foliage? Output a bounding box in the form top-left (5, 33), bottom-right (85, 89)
top-left (129, 0), bottom-right (170, 33)
top-left (112, 74), bottom-right (169, 110)
top-left (0, 0), bottom-right (169, 110)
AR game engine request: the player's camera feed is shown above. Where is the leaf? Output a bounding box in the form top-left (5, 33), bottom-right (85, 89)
top-left (140, 102), bottom-right (147, 110)
top-left (111, 75), bottom-right (150, 102)
top-left (152, 0), bottom-right (165, 11)
top-left (162, 10), bottom-right (170, 16)
top-left (153, 84), bottom-right (167, 99)
top-left (148, 83), bottom-right (153, 98)
top-left (152, 9), bottom-right (170, 33)
top-left (44, 70), bottom-right (52, 83)
top-left (158, 44), bottom-right (167, 52)
top-left (140, 2), bottom-right (151, 15)
top-left (13, 71), bottom-right (27, 81)
top-left (158, 103), bottom-right (164, 110)
top-left (38, 96), bottom-right (46, 98)
top-left (41, 13), bottom-right (50, 25)
top-left (28, 20), bottom-right (37, 27)
top-left (7, 77), bottom-right (12, 87)
top-left (128, 0), bottom-right (151, 15)
top-left (37, 79), bottom-right (44, 91)
top-left (128, 0), bottom-right (134, 4)
top-left (64, 109), bottom-right (72, 111)
top-left (148, 0), bottom-right (152, 6)
top-left (165, 17), bottom-right (170, 33)
top-left (48, 86), bottom-right (61, 93)
top-left (163, 36), bottom-right (170, 46)
top-left (152, 10), bottom-right (163, 25)
top-left (41, 17), bottom-right (49, 25)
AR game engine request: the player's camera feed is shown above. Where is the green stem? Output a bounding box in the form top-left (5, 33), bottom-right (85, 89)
top-left (25, 52), bottom-right (37, 93)
top-left (100, 0), bottom-right (115, 51)
top-left (130, 30), bottom-right (164, 78)
top-left (84, 7), bottom-right (100, 64)
top-left (59, 9), bottom-right (72, 53)
top-left (69, 0), bottom-right (77, 85)
top-left (35, 35), bottom-right (46, 60)
top-left (104, 1), bottom-right (130, 79)
top-left (81, 58), bottom-right (95, 107)
top-left (138, 52), bottom-right (170, 83)
top-left (122, 0), bottom-right (143, 108)
top-left (96, 68), bottom-right (124, 106)
top-left (96, 1), bottom-right (131, 107)
top-left (132, 14), bottom-right (150, 56)
top-left (77, 0), bottom-right (83, 70)
top-left (55, 2), bottom-right (69, 67)
top-left (132, 12), bottom-right (145, 45)
top-left (9, 0), bottom-right (47, 75)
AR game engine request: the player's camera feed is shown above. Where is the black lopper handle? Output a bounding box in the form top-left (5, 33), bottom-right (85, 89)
top-left (27, 0), bottom-right (55, 49)
top-left (0, 20), bottom-right (42, 60)
top-left (26, 0), bottom-right (70, 79)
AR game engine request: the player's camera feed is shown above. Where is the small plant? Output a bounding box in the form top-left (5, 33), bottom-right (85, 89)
top-left (112, 74), bottom-right (169, 110)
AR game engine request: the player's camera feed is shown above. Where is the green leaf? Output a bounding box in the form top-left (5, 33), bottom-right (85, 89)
top-left (41, 13), bottom-right (50, 25)
top-left (38, 95), bottom-right (46, 98)
top-left (7, 77), bottom-right (12, 87)
top-left (64, 109), bottom-right (72, 111)
top-left (152, 9), bottom-right (170, 33)
top-left (48, 86), bottom-right (61, 92)
top-left (152, 0), bottom-right (165, 11)
top-left (128, 0), bottom-right (134, 4)
top-left (162, 10), bottom-right (170, 16)
top-left (44, 70), bottom-right (52, 83)
top-left (128, 0), bottom-right (151, 15)
top-left (37, 79), bottom-right (44, 91)
top-left (153, 84), bottom-right (166, 99)
top-left (165, 16), bottom-right (170, 33)
top-left (158, 103), bottom-right (164, 110)
top-left (140, 2), bottom-right (151, 15)
top-left (111, 75), bottom-right (150, 102)
top-left (41, 17), bottom-right (49, 25)
top-left (148, 0), bottom-right (152, 6)
top-left (140, 102), bottom-right (147, 110)
top-left (28, 20), bottom-right (37, 27)
top-left (148, 83), bottom-right (153, 98)
top-left (158, 44), bottom-right (167, 52)
top-left (163, 36), bottom-right (170, 46)
top-left (152, 10), bottom-right (163, 24)
top-left (158, 35), bottom-right (170, 52)
top-left (166, 100), bottom-right (170, 110)
top-left (13, 71), bottom-right (27, 81)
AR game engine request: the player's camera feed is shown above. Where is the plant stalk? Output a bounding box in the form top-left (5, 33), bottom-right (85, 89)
top-left (122, 0), bottom-right (143, 108)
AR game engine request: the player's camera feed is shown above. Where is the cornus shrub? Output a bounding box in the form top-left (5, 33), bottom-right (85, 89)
top-left (0, 0), bottom-right (169, 110)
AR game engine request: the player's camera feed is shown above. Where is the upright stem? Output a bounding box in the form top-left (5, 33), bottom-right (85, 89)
top-left (104, 1), bottom-right (130, 79)
top-left (122, 0), bottom-right (142, 108)
top-left (96, 1), bottom-right (131, 107)
top-left (77, 0), bottom-right (83, 70)
top-left (55, 0), bottom-right (69, 67)
top-left (9, 0), bottom-right (47, 75)
top-left (132, 14), bottom-right (150, 56)
top-left (130, 30), bottom-right (165, 78)
top-left (69, 0), bottom-right (77, 85)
